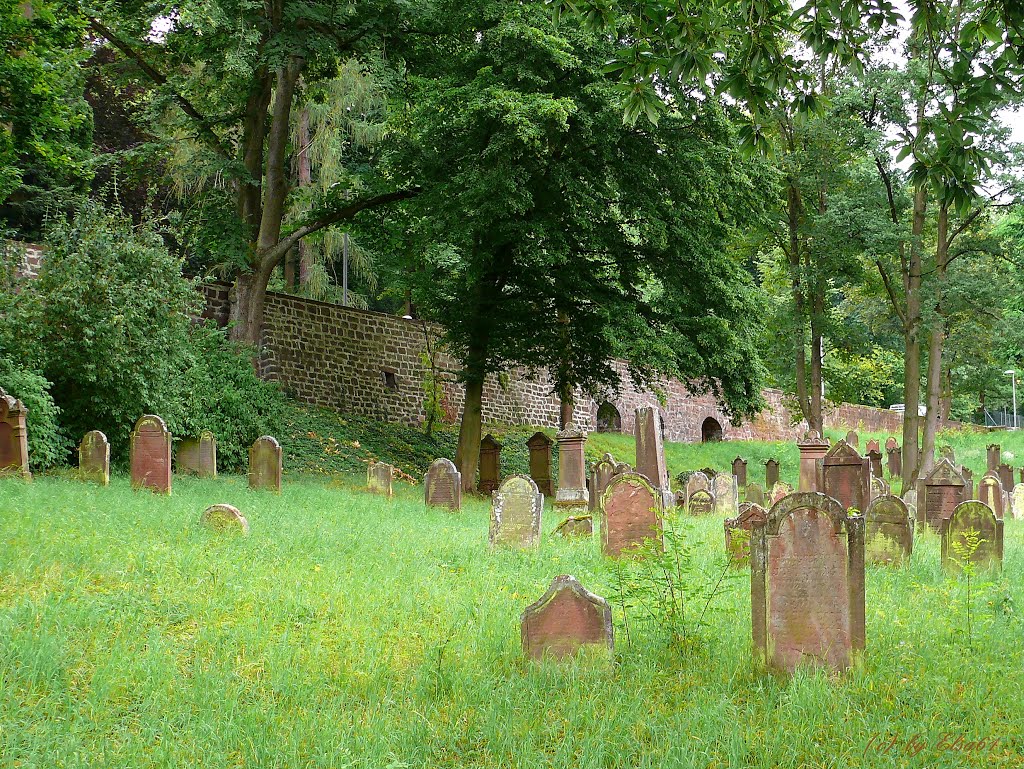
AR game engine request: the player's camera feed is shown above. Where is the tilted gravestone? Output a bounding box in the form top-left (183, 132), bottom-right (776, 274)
top-left (588, 453), bottom-right (618, 513)
top-left (554, 423), bottom-right (588, 512)
top-left (687, 489), bottom-right (714, 516)
top-left (886, 446), bottom-right (902, 479)
top-left (732, 457), bottom-right (748, 488)
top-left (248, 436), bottom-right (282, 493)
top-left (602, 473), bottom-right (664, 557)
top-left (527, 431), bottom-right (555, 497)
top-left (177, 430), bottom-right (217, 478)
top-left (997, 463), bottom-right (1014, 492)
top-left (725, 503), bottom-right (766, 566)
top-left (940, 501), bottom-right (1003, 573)
top-left (978, 473), bottom-right (1004, 518)
top-left (478, 434), bottom-right (502, 495)
top-left (200, 503), bottom-right (249, 535)
top-left (554, 515), bottom-right (593, 538)
top-left (845, 430), bottom-right (859, 449)
top-left (751, 493), bottom-right (865, 674)
top-left (130, 415), bottom-right (171, 494)
top-left (797, 430), bottom-right (829, 492)
top-left (0, 390), bottom-right (31, 479)
top-left (367, 461), bottom-right (394, 497)
top-left (821, 440), bottom-right (870, 513)
top-left (424, 458), bottom-right (461, 510)
top-left (744, 482), bottom-right (765, 507)
top-left (765, 459), bottom-right (780, 489)
top-left (78, 430), bottom-right (109, 486)
top-left (1012, 484), bottom-right (1024, 520)
top-left (520, 575), bottom-right (613, 660)
top-left (987, 444), bottom-right (1001, 472)
top-left (634, 406), bottom-right (672, 508)
top-left (864, 495), bottom-right (913, 565)
top-left (769, 482), bottom-right (793, 506)
top-left (489, 475), bottom-right (543, 548)
top-left (921, 459), bottom-right (966, 532)
top-left (712, 472), bottom-right (739, 517)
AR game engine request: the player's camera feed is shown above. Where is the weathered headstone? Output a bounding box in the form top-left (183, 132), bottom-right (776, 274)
top-left (424, 457), bottom-right (461, 510)
top-left (769, 481), bottom-right (793, 506)
top-left (744, 482), bottom-right (765, 507)
top-left (751, 493), bottom-right (865, 674)
top-left (886, 446), bottom-right (902, 478)
top-left (867, 449), bottom-right (883, 480)
top-left (367, 461), bottom-right (394, 497)
top-left (998, 463), bottom-right (1014, 492)
top-left (478, 434), bottom-right (502, 494)
top-left (634, 406), bottom-right (669, 492)
top-left (588, 453), bottom-right (617, 513)
top-left (701, 467), bottom-right (717, 479)
top-left (870, 476), bottom-right (889, 500)
top-left (732, 457), bottom-right (748, 488)
top-left (845, 430), bottom-right (859, 449)
top-left (78, 430), bottom-right (109, 486)
top-left (725, 503), bottom-right (766, 566)
top-left (686, 471), bottom-right (710, 501)
top-left (555, 423), bottom-right (588, 512)
top-left (978, 473), bottom-right (1004, 518)
top-left (687, 489), bottom-right (715, 516)
top-left (712, 472), bottom-right (739, 517)
top-left (902, 489), bottom-right (918, 522)
top-left (765, 459), bottom-right (780, 489)
top-left (864, 495), bottom-right (913, 565)
top-left (797, 431), bottom-right (829, 492)
top-left (0, 390), bottom-right (31, 479)
top-left (602, 473), bottom-right (664, 557)
top-left (987, 444), bottom-right (1001, 472)
top-left (921, 458), bottom-right (966, 532)
top-left (961, 466), bottom-right (974, 500)
top-left (248, 435), bottom-right (282, 493)
top-left (821, 440), bottom-right (870, 513)
top-left (885, 436), bottom-right (898, 452)
top-left (527, 432), bottom-right (555, 497)
top-left (520, 575), bottom-right (613, 660)
top-left (1012, 484), bottom-right (1024, 520)
top-left (177, 430), bottom-right (217, 478)
top-left (940, 501), bottom-right (1003, 573)
top-left (130, 415), bottom-right (171, 494)
top-left (490, 475), bottom-right (543, 548)
top-left (554, 515), bottom-right (593, 538)
top-left (200, 503), bottom-right (249, 535)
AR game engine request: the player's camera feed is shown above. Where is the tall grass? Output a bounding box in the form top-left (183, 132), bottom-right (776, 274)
top-left (1, 474), bottom-right (1022, 767)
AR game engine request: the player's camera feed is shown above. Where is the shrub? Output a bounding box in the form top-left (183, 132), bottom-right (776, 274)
top-left (0, 356), bottom-right (69, 470)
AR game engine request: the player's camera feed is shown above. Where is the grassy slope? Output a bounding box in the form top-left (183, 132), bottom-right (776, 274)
top-left (1, 475), bottom-right (1022, 768)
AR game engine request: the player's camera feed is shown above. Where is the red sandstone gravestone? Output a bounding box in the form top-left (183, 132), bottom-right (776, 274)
top-left (520, 575), bottom-right (613, 660)
top-left (845, 430), bottom-right (859, 449)
top-left (635, 406), bottom-right (672, 508)
top-left (685, 471), bottom-right (710, 502)
top-left (987, 444), bottom-right (1001, 472)
top-left (424, 458), bottom-right (461, 510)
top-left (490, 475), bottom-right (544, 548)
top-left (864, 495), bottom-right (913, 565)
top-left (797, 431), bottom-right (829, 492)
top-left (867, 449), bottom-right (883, 480)
top-left (248, 436), bottom-right (282, 493)
top-left (602, 473), bottom-right (664, 557)
top-left (997, 463), bottom-right (1014, 492)
top-left (588, 453), bottom-right (617, 513)
top-left (478, 434), bottom-right (502, 495)
top-left (526, 431), bottom-right (555, 497)
top-left (725, 503), bottom-right (766, 566)
top-left (769, 482), bottom-right (793, 506)
top-left (940, 501), bottom-right (1003, 573)
top-left (751, 493), bottom-right (865, 675)
top-left (732, 457), bottom-right (748, 488)
top-left (886, 446), bottom-right (902, 479)
top-left (821, 440), bottom-right (870, 513)
top-left (130, 415), bottom-right (171, 494)
top-left (201, 503), bottom-right (249, 535)
top-left (78, 430), bottom-right (109, 486)
top-left (367, 461), bottom-right (394, 497)
top-left (554, 423), bottom-right (588, 512)
top-left (765, 459), bottom-right (780, 489)
top-left (921, 459), bottom-right (966, 532)
top-left (0, 390), bottom-right (31, 479)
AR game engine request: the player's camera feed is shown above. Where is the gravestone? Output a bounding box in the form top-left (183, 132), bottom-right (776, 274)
top-left (0, 390), bottom-right (31, 479)
top-left (1012, 484), bottom-right (1024, 520)
top-left (998, 463), bottom-right (1014, 492)
top-left (634, 406), bottom-right (670, 495)
top-left (732, 457), bottom-right (748, 488)
top-left (769, 482), bottom-right (793, 506)
top-left (78, 430), bottom-right (109, 486)
top-left (200, 503), bottom-right (249, 535)
top-left (870, 476), bottom-right (889, 500)
top-left (765, 459), bottom-right (780, 489)
top-left (687, 489), bottom-right (714, 516)
top-left (613, 461), bottom-right (633, 477)
top-left (701, 467), bottom-right (718, 479)
top-left (520, 575), bottom-right (613, 660)
top-left (921, 459), bottom-right (966, 532)
top-left (821, 440), bottom-right (870, 513)
top-left (602, 473), bottom-right (664, 557)
top-left (867, 449), bottom-right (883, 480)
top-left (961, 466), bottom-right (974, 500)
top-left (864, 495), bottom-right (913, 565)
top-left (886, 446), bottom-right (902, 478)
top-left (797, 430), bottom-right (829, 492)
top-left (527, 432), bottom-right (555, 497)
top-left (478, 434), bottom-right (502, 494)
top-left (751, 493), bottom-right (865, 674)
top-left (987, 444), bottom-right (1001, 472)
top-left (940, 501), bottom-right (1004, 573)
top-left (130, 415), bottom-right (171, 494)
top-left (686, 471), bottom-right (710, 501)
top-left (367, 461), bottom-right (394, 497)
top-left (902, 489), bottom-right (918, 522)
top-left (490, 475), bottom-right (543, 548)
top-left (177, 431), bottom-right (217, 478)
top-left (555, 423), bottom-right (588, 512)
top-left (885, 436), bottom-right (898, 452)
top-left (865, 439), bottom-right (880, 455)
top-left (248, 436), bottom-right (282, 492)
top-left (725, 503), bottom-right (766, 566)
top-left (712, 472), bottom-right (739, 517)
top-left (939, 445), bottom-right (955, 464)
top-left (424, 458), bottom-right (461, 510)
top-left (588, 453), bottom-right (617, 513)
top-left (744, 482), bottom-right (765, 507)
top-left (845, 430), bottom-right (859, 449)
top-left (554, 515), bottom-right (593, 538)
top-left (978, 473), bottom-right (1004, 518)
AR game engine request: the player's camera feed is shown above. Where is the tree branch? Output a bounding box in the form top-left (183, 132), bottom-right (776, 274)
top-left (876, 258), bottom-right (908, 329)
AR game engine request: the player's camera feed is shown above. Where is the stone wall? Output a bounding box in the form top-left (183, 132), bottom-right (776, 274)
top-left (199, 282), bottom-right (926, 441)
top-left (8, 242), bottom-right (44, 279)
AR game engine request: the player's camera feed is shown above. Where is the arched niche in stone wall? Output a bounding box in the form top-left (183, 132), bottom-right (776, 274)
top-left (701, 416), bottom-right (724, 443)
top-left (596, 402), bottom-right (622, 433)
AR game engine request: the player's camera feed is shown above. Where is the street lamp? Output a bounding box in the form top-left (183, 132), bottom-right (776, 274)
top-left (1005, 370), bottom-right (1018, 430)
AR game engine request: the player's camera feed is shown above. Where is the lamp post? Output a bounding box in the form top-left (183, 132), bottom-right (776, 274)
top-left (1005, 370), bottom-right (1018, 430)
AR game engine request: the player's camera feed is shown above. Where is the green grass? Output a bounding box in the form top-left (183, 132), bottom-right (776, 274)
top-left (1, 474), bottom-right (1022, 768)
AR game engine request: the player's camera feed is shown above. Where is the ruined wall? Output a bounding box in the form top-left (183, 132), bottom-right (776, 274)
top-left (200, 282), bottom-right (920, 441)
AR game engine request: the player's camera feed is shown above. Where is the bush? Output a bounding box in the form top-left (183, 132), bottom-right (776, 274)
top-left (0, 356), bottom-right (70, 470)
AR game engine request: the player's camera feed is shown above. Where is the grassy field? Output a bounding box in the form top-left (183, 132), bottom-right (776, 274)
top-left (1, 472), bottom-right (1022, 768)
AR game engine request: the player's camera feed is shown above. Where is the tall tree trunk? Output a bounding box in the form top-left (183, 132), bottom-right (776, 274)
top-left (920, 203), bottom-right (951, 477)
top-left (297, 107), bottom-right (313, 288)
top-left (786, 182), bottom-right (811, 424)
top-left (455, 376), bottom-right (484, 493)
top-left (809, 308), bottom-right (824, 434)
top-left (901, 182), bottom-right (927, 487)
